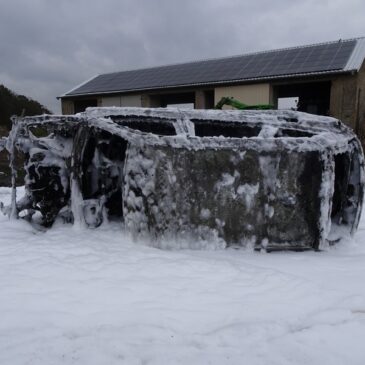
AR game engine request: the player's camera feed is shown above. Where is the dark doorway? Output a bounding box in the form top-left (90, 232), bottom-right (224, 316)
top-left (74, 99), bottom-right (98, 113)
top-left (274, 81), bottom-right (331, 116)
top-left (159, 92), bottom-right (195, 107)
top-left (203, 90), bottom-right (215, 109)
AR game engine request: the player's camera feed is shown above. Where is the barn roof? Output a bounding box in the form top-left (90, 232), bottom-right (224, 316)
top-left (62, 37), bottom-right (365, 98)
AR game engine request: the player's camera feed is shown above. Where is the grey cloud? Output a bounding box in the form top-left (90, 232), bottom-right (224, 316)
top-left (0, 0), bottom-right (364, 113)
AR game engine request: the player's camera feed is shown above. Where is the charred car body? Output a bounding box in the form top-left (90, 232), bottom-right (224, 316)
top-left (1, 107), bottom-right (364, 250)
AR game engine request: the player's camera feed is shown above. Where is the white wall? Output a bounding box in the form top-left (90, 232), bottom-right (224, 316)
top-left (101, 96), bottom-right (121, 107)
top-left (214, 84), bottom-right (271, 108)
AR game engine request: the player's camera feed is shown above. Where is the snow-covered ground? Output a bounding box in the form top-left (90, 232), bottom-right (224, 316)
top-left (0, 187), bottom-right (364, 365)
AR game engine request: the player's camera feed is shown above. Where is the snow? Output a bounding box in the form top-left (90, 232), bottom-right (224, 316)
top-left (0, 187), bottom-right (365, 364)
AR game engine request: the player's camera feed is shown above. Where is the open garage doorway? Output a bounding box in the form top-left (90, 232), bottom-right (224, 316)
top-left (151, 92), bottom-right (196, 108)
top-left (273, 81), bottom-right (331, 116)
top-left (147, 90), bottom-right (215, 109)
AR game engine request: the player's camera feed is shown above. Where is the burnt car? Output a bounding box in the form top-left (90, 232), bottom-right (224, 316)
top-left (1, 107), bottom-right (364, 250)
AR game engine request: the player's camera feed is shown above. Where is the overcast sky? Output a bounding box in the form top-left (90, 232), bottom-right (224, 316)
top-left (1, 0), bottom-right (365, 113)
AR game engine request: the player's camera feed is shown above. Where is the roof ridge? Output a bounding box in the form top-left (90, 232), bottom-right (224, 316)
top-left (98, 37), bottom-right (365, 77)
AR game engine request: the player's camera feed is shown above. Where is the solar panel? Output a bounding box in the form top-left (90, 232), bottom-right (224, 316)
top-left (66, 39), bottom-right (358, 96)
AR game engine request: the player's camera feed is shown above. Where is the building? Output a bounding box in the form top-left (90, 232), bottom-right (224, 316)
top-left (59, 37), bottom-right (365, 144)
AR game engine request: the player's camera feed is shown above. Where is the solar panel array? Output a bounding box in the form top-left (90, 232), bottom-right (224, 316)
top-left (66, 39), bottom-right (357, 96)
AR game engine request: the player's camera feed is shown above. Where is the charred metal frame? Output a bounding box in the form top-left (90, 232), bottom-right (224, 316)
top-left (1, 107), bottom-right (364, 250)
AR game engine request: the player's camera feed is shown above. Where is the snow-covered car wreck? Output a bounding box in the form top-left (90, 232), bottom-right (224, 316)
top-left (1, 107), bottom-right (364, 251)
